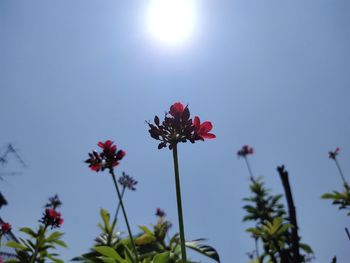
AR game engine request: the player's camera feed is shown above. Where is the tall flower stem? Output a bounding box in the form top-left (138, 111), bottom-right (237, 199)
top-left (334, 158), bottom-right (347, 186)
top-left (114, 186), bottom-right (126, 220)
top-left (244, 157), bottom-right (254, 180)
top-left (110, 170), bottom-right (139, 263)
top-left (172, 143), bottom-right (187, 263)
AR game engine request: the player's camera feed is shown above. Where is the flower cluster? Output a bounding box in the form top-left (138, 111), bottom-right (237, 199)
top-left (40, 208), bottom-right (64, 229)
top-left (237, 145), bottom-right (254, 158)
top-left (85, 140), bottom-right (126, 172)
top-left (148, 102), bottom-right (215, 149)
top-left (155, 208), bottom-right (166, 218)
top-left (0, 221), bottom-right (11, 234)
top-left (329, 147), bottom-right (340, 160)
top-left (118, 172), bottom-right (138, 191)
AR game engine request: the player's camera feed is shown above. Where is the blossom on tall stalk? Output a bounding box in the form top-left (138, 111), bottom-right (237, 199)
top-left (322, 147), bottom-right (350, 217)
top-left (85, 140), bottom-right (139, 263)
top-left (148, 102), bottom-right (215, 263)
top-left (328, 147), bottom-right (347, 186)
top-left (237, 145), bottom-right (255, 179)
top-left (114, 172), bottom-right (138, 220)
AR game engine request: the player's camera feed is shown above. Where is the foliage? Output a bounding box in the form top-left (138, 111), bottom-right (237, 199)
top-left (243, 177), bottom-right (313, 263)
top-left (322, 183), bottom-right (350, 216)
top-left (6, 225), bottom-right (66, 263)
top-left (73, 208), bottom-right (220, 263)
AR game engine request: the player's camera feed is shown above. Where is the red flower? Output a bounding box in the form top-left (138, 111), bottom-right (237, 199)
top-left (98, 140), bottom-right (117, 153)
top-left (148, 102), bottom-right (215, 149)
top-left (237, 145), bottom-right (254, 158)
top-left (329, 147), bottom-right (340, 160)
top-left (193, 116), bottom-right (216, 141)
top-left (1, 222), bottom-right (11, 234)
top-left (169, 102), bottom-right (185, 117)
top-left (40, 208), bottom-right (64, 229)
top-left (85, 140), bottom-right (125, 172)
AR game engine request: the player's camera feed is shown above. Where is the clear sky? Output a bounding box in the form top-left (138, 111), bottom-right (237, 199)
top-left (1, 0), bottom-right (349, 262)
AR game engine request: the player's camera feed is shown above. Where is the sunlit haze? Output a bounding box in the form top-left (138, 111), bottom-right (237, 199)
top-left (146, 0), bottom-right (197, 46)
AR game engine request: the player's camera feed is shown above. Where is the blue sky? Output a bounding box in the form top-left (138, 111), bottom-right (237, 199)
top-left (1, 0), bottom-right (349, 262)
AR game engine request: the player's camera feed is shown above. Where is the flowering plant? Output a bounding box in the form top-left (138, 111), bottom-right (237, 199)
top-left (147, 102), bottom-right (215, 263)
top-left (6, 195), bottom-right (66, 263)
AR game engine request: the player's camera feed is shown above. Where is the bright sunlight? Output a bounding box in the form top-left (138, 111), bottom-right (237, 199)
top-left (146, 0), bottom-right (197, 46)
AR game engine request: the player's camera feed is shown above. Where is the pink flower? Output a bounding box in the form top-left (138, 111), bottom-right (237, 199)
top-left (193, 116), bottom-right (216, 140)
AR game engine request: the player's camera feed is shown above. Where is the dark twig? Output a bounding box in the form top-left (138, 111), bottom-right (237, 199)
top-left (277, 165), bottom-right (302, 263)
top-left (345, 227), bottom-right (350, 241)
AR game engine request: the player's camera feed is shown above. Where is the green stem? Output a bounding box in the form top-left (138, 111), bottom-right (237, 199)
top-left (244, 157), bottom-right (254, 180)
top-left (30, 225), bottom-right (48, 263)
top-left (114, 186), bottom-right (126, 220)
top-left (172, 143), bottom-right (187, 263)
top-left (334, 158), bottom-right (347, 186)
top-left (110, 170), bottom-right (139, 263)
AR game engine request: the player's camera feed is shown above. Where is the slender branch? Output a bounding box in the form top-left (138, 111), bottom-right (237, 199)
top-left (172, 143), bottom-right (187, 263)
top-left (110, 170), bottom-right (139, 263)
top-left (277, 165), bottom-right (301, 263)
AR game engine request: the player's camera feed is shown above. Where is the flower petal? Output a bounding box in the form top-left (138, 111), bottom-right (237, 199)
top-left (200, 121), bottom-right (213, 133)
top-left (193, 116), bottom-right (200, 130)
top-left (202, 133), bottom-right (216, 139)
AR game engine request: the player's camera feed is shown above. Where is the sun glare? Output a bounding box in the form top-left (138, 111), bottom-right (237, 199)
top-left (146, 0), bottom-right (197, 46)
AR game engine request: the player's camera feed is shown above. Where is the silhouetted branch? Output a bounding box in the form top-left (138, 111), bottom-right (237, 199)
top-left (277, 165), bottom-right (302, 263)
top-left (345, 227), bottom-right (350, 241)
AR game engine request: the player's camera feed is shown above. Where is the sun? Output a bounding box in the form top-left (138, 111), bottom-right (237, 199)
top-left (146, 0), bottom-right (197, 46)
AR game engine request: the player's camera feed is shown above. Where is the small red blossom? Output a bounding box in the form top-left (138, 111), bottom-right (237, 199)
top-left (85, 140), bottom-right (125, 172)
top-left (98, 140), bottom-right (117, 153)
top-left (1, 222), bottom-right (11, 234)
top-left (0, 256), bottom-right (3, 263)
top-left (329, 147), bottom-right (340, 160)
top-left (193, 116), bottom-right (216, 141)
top-left (169, 102), bottom-right (185, 117)
top-left (237, 145), bottom-right (254, 158)
top-left (40, 208), bottom-right (64, 229)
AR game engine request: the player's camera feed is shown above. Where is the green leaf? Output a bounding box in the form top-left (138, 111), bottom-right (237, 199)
top-left (185, 239), bottom-right (220, 263)
top-left (52, 239), bottom-right (68, 248)
top-left (138, 225), bottom-right (154, 236)
top-left (94, 246), bottom-right (124, 261)
top-left (6, 241), bottom-right (27, 250)
top-left (135, 234), bottom-right (156, 246)
top-left (300, 243), bottom-right (313, 254)
top-left (153, 252), bottom-right (170, 263)
top-left (100, 257), bottom-right (117, 263)
top-left (20, 227), bottom-right (37, 238)
top-left (46, 231), bottom-right (64, 242)
top-left (100, 208), bottom-right (112, 233)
